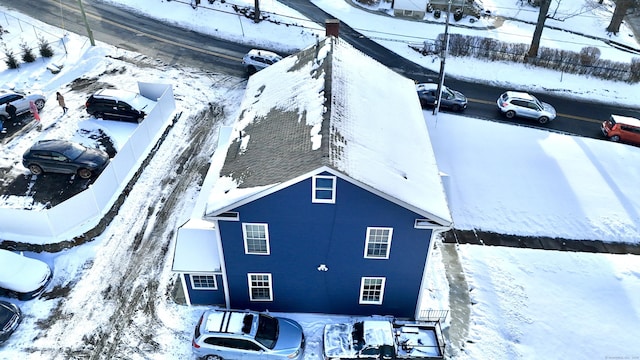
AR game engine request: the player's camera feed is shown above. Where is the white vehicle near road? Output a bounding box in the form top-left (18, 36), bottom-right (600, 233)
top-left (242, 49), bottom-right (282, 75)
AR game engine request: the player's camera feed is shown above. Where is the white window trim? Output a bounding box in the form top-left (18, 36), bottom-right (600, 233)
top-left (190, 273), bottom-right (218, 290)
top-left (364, 227), bottom-right (393, 259)
top-left (242, 223), bottom-right (270, 255)
top-left (312, 175), bottom-right (336, 204)
top-left (359, 277), bottom-right (386, 305)
top-left (248, 273), bottom-right (273, 301)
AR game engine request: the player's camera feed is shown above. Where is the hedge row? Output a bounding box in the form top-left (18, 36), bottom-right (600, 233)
top-left (432, 33), bottom-right (640, 83)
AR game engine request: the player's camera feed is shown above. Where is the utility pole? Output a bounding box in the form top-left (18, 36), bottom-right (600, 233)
top-left (78, 0), bottom-right (95, 46)
top-left (433, 0), bottom-right (452, 116)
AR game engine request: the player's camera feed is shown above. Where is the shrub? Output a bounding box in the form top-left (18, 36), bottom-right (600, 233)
top-left (20, 41), bottom-right (36, 63)
top-left (579, 46), bottom-right (601, 67)
top-left (37, 35), bottom-right (54, 58)
top-left (629, 58), bottom-right (640, 83)
top-left (3, 47), bottom-right (19, 69)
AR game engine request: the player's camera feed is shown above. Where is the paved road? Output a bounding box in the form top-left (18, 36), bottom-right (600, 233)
top-left (1, 0), bottom-right (252, 77)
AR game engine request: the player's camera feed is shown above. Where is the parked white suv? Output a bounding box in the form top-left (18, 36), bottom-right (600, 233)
top-left (497, 91), bottom-right (557, 124)
top-left (0, 249), bottom-right (52, 300)
top-left (192, 309), bottom-right (305, 360)
top-left (242, 49), bottom-right (282, 75)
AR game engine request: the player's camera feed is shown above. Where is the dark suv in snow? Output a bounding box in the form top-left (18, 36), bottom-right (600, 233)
top-left (85, 89), bottom-right (155, 123)
top-left (22, 139), bottom-right (110, 179)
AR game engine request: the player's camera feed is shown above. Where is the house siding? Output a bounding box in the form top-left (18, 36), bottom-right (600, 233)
top-left (184, 274), bottom-right (226, 306)
top-left (218, 173), bottom-right (434, 317)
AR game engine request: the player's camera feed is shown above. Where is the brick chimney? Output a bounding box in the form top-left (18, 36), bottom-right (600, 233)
top-left (325, 19), bottom-right (339, 37)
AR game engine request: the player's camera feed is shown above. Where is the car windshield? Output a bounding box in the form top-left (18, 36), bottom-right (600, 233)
top-left (61, 143), bottom-right (86, 160)
top-left (254, 314), bottom-right (279, 349)
top-left (531, 96), bottom-right (543, 108)
top-left (0, 304), bottom-right (14, 322)
top-left (442, 87), bottom-right (455, 99)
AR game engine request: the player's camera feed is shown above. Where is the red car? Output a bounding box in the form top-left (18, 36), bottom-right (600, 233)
top-left (601, 115), bottom-right (640, 146)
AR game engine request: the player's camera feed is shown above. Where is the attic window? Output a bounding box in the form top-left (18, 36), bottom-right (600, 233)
top-left (312, 175), bottom-right (336, 204)
top-left (414, 219), bottom-right (439, 229)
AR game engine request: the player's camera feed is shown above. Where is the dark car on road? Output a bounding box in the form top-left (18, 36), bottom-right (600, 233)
top-left (22, 139), bottom-right (110, 179)
top-left (416, 83), bottom-right (467, 112)
top-left (85, 89), bottom-right (156, 123)
top-left (0, 301), bottom-right (22, 344)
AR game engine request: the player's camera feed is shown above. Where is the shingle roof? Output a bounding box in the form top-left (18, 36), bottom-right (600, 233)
top-left (210, 37), bottom-right (452, 226)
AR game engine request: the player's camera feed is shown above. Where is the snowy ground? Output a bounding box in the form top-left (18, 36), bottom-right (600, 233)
top-left (0, 0), bottom-right (639, 359)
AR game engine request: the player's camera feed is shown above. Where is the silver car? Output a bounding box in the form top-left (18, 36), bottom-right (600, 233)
top-left (497, 91), bottom-right (556, 124)
top-left (0, 89), bottom-right (46, 121)
top-left (242, 49), bottom-right (282, 75)
top-left (192, 309), bottom-right (305, 360)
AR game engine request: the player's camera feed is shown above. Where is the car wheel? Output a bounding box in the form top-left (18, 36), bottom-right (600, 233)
top-left (538, 116), bottom-right (549, 124)
top-left (204, 356), bottom-right (222, 360)
top-left (451, 104), bottom-right (461, 112)
top-left (34, 99), bottom-right (45, 110)
top-left (505, 110), bottom-right (516, 119)
top-left (28, 164), bottom-right (43, 176)
top-left (610, 135), bottom-right (621, 142)
top-left (77, 168), bottom-right (93, 179)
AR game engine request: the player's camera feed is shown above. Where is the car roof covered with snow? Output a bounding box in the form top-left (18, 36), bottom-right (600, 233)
top-left (91, 88), bottom-right (157, 112)
top-left (610, 114), bottom-right (640, 127)
top-left (0, 249), bottom-right (51, 293)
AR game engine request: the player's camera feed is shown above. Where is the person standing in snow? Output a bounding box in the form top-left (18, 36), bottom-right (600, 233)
top-left (6, 102), bottom-right (19, 126)
top-left (56, 92), bottom-right (68, 114)
top-left (29, 100), bottom-right (40, 122)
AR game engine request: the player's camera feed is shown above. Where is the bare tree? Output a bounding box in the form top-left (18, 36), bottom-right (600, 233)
top-left (606, 0), bottom-right (634, 34)
top-left (526, 0), bottom-right (552, 61)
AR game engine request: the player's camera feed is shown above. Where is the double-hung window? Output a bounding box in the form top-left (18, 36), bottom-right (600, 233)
top-left (364, 227), bottom-right (393, 259)
top-left (359, 277), bottom-right (385, 305)
top-left (248, 273), bottom-right (273, 301)
top-left (190, 274), bottom-right (217, 290)
top-left (243, 223), bottom-right (270, 255)
top-left (312, 175), bottom-right (336, 203)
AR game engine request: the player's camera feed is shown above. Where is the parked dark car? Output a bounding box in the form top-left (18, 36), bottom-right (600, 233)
top-left (416, 83), bottom-right (467, 112)
top-left (0, 301), bottom-right (22, 344)
top-left (22, 139), bottom-right (110, 179)
top-left (0, 249), bottom-right (52, 300)
top-left (85, 89), bottom-right (156, 123)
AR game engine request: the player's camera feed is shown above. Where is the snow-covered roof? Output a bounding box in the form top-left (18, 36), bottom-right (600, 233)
top-left (206, 37), bottom-right (452, 226)
top-left (172, 219), bottom-right (221, 272)
top-left (393, 0), bottom-right (428, 12)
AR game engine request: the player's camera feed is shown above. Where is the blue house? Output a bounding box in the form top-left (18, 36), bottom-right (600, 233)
top-left (172, 36), bottom-right (452, 319)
